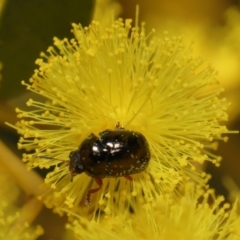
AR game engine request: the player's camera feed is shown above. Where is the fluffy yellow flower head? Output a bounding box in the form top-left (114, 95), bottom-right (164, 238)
top-left (13, 18), bottom-right (231, 216)
top-left (66, 184), bottom-right (240, 240)
top-left (0, 168), bottom-right (43, 240)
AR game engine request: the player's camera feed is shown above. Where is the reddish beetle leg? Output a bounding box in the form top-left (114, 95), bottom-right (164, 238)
top-left (85, 175), bottom-right (133, 205)
top-left (124, 175), bottom-right (133, 181)
top-left (85, 178), bottom-right (103, 205)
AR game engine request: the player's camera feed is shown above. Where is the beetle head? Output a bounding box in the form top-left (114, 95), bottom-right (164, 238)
top-left (69, 150), bottom-right (84, 181)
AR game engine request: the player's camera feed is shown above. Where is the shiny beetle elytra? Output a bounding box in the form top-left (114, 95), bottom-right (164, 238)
top-left (40, 123), bottom-right (150, 205)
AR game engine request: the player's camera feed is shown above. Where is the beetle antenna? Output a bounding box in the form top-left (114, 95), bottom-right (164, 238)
top-left (35, 155), bottom-right (69, 163)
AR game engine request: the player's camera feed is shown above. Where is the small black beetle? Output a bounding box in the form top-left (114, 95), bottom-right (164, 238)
top-left (69, 123), bottom-right (150, 204)
top-left (38, 123), bottom-right (150, 205)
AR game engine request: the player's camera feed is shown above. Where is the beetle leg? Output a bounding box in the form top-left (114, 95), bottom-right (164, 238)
top-left (124, 175), bottom-right (133, 181)
top-left (115, 122), bottom-right (124, 130)
top-left (85, 178), bottom-right (103, 205)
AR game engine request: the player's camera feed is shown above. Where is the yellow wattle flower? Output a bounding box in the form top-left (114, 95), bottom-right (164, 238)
top-left (11, 18), bottom-right (233, 217)
top-left (66, 184), bottom-right (240, 240)
top-left (0, 168), bottom-right (43, 239)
